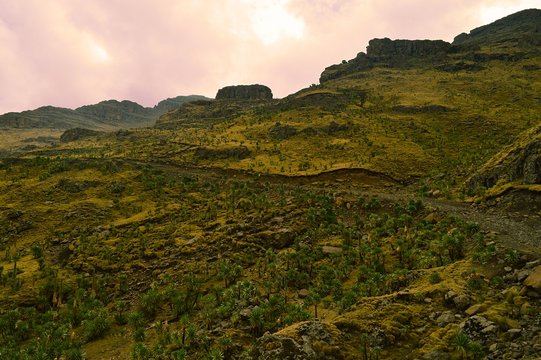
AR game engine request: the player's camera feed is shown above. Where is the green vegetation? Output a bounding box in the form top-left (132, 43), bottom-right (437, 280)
top-left (1, 9), bottom-right (540, 360)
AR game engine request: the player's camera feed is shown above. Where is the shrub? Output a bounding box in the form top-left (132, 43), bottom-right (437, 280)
top-left (132, 342), bottom-right (152, 360)
top-left (139, 288), bottom-right (162, 319)
top-left (429, 272), bottom-right (442, 284)
top-left (82, 309), bottom-right (110, 342)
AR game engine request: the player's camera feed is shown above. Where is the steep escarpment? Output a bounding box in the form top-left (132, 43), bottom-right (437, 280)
top-left (321, 9), bottom-right (541, 83)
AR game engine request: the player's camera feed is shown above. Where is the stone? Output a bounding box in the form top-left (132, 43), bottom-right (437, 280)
top-left (453, 294), bottom-right (472, 310)
top-left (465, 304), bottom-right (486, 316)
top-left (481, 324), bottom-right (497, 334)
top-left (523, 265), bottom-right (541, 291)
top-left (436, 311), bottom-right (456, 326)
top-left (322, 246), bottom-right (343, 254)
top-left (506, 328), bottom-right (522, 340)
top-left (298, 289), bottom-right (310, 299)
top-left (517, 269), bottom-right (532, 282)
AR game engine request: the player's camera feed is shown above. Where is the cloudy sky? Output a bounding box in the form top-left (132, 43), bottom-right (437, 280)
top-left (0, 0), bottom-right (538, 114)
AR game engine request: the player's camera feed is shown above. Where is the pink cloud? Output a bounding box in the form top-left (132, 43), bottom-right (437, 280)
top-left (0, 0), bottom-right (538, 114)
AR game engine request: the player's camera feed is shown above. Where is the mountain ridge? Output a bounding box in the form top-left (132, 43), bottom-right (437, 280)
top-left (0, 95), bottom-right (210, 131)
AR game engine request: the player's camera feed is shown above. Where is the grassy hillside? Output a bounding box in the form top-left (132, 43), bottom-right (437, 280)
top-left (1, 9), bottom-right (541, 360)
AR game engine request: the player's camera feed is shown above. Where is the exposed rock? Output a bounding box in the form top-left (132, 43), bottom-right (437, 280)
top-left (320, 9), bottom-right (541, 83)
top-left (60, 128), bottom-right (103, 142)
top-left (465, 304), bottom-right (487, 316)
top-left (322, 246), bottom-right (343, 255)
top-left (366, 38), bottom-right (451, 58)
top-left (523, 265), bottom-right (541, 292)
top-left (194, 146), bottom-right (251, 160)
top-left (216, 84), bottom-right (273, 101)
top-left (459, 315), bottom-right (498, 342)
top-left (436, 311), bottom-right (456, 326)
top-left (465, 124), bottom-right (541, 194)
top-left (269, 122), bottom-right (297, 140)
top-left (445, 291), bottom-right (471, 310)
top-left (298, 289), bottom-right (310, 299)
top-left (248, 320), bottom-right (346, 360)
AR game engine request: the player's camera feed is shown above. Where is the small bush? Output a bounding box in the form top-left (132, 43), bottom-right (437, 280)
top-left (82, 309), bottom-right (110, 342)
top-left (429, 272), bottom-right (442, 284)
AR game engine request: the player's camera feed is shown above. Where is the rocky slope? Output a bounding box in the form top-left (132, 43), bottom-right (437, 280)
top-left (466, 123), bottom-right (541, 197)
top-left (0, 95), bottom-right (209, 130)
top-left (1, 8), bottom-right (541, 360)
top-left (320, 9), bottom-right (541, 83)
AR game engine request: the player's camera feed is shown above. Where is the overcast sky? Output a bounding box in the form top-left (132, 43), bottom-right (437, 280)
top-left (0, 0), bottom-right (538, 114)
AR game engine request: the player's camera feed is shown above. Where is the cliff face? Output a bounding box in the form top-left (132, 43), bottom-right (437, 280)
top-left (215, 84), bottom-right (273, 101)
top-left (320, 9), bottom-right (541, 83)
top-left (466, 124), bottom-right (541, 194)
top-left (320, 38), bottom-right (451, 82)
top-left (366, 38), bottom-right (451, 58)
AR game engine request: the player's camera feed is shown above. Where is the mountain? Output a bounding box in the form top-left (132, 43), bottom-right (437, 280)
top-left (453, 8), bottom-right (541, 48)
top-left (0, 95), bottom-right (209, 130)
top-left (1, 9), bottom-right (541, 360)
top-left (320, 8), bottom-right (541, 83)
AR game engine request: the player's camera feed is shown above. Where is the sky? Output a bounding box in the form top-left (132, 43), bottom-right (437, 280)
top-left (0, 0), bottom-right (539, 114)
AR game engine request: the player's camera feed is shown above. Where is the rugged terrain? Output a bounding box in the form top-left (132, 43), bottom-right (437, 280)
top-left (0, 9), bottom-right (541, 360)
top-left (0, 95), bottom-right (209, 130)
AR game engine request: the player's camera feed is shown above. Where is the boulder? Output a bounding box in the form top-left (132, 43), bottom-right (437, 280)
top-left (523, 265), bottom-right (541, 292)
top-left (465, 304), bottom-right (486, 316)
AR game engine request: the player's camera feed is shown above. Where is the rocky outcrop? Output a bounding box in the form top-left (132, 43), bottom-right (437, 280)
top-left (320, 38), bottom-right (450, 82)
top-left (216, 84), bottom-right (273, 101)
top-left (60, 128), bottom-right (104, 142)
top-left (269, 122), bottom-right (297, 140)
top-left (320, 9), bottom-right (541, 83)
top-left (366, 38), bottom-right (451, 58)
top-left (194, 146), bottom-right (251, 160)
top-left (247, 320), bottom-right (348, 360)
top-left (465, 124), bottom-right (541, 194)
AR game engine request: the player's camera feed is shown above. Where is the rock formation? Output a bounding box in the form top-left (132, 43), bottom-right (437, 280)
top-left (60, 128), bottom-right (104, 142)
top-left (465, 124), bottom-right (541, 194)
top-left (320, 8), bottom-right (541, 83)
top-left (215, 84), bottom-right (273, 101)
top-left (366, 38), bottom-right (451, 58)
